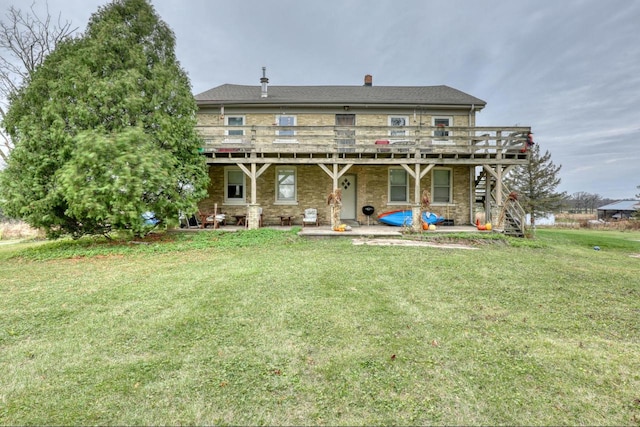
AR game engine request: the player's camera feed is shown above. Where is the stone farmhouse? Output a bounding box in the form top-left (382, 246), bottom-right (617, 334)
top-left (195, 71), bottom-right (530, 235)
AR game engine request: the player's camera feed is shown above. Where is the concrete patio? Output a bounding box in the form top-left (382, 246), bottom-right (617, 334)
top-left (174, 223), bottom-right (481, 237)
top-left (297, 224), bottom-right (479, 237)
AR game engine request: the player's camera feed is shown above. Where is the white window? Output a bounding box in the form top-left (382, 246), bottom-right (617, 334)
top-left (388, 168), bottom-right (409, 203)
top-left (276, 115), bottom-right (296, 136)
top-left (433, 116), bottom-right (453, 144)
top-left (274, 115), bottom-right (297, 143)
top-left (336, 114), bottom-right (356, 126)
top-left (276, 166), bottom-right (297, 204)
top-left (224, 167), bottom-right (245, 204)
top-left (389, 116), bottom-right (409, 138)
top-left (336, 114), bottom-right (356, 149)
top-left (225, 116), bottom-right (245, 136)
top-left (432, 168), bottom-right (452, 204)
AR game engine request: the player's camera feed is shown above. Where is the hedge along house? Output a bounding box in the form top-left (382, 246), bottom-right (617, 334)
top-left (195, 71), bottom-right (531, 235)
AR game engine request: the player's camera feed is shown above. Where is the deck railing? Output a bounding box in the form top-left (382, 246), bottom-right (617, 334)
top-left (197, 125), bottom-right (531, 157)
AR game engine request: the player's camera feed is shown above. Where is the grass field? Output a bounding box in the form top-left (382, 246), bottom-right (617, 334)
top-left (1, 228), bottom-right (639, 425)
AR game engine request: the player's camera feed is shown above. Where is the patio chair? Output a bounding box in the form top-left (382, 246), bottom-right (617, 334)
top-left (179, 211), bottom-right (200, 228)
top-left (179, 212), bottom-right (190, 228)
top-left (198, 203), bottom-right (226, 228)
top-left (301, 208), bottom-right (319, 227)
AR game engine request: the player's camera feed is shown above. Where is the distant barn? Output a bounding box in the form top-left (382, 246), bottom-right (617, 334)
top-left (597, 200), bottom-right (639, 220)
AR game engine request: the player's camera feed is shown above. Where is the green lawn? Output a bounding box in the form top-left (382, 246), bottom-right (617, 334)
top-left (1, 229), bottom-right (639, 425)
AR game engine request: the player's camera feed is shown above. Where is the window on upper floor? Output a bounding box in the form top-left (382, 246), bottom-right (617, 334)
top-left (389, 167), bottom-right (409, 203)
top-left (225, 167), bottom-right (245, 204)
top-left (336, 114), bottom-right (356, 126)
top-left (276, 115), bottom-right (296, 136)
top-left (432, 168), bottom-right (452, 204)
top-left (276, 166), bottom-right (297, 204)
top-left (389, 116), bottom-right (409, 137)
top-left (225, 116), bottom-right (245, 136)
top-left (433, 117), bottom-right (452, 140)
top-left (336, 114), bottom-right (356, 146)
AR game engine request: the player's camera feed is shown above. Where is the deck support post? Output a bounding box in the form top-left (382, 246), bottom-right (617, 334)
top-left (247, 204), bottom-right (261, 229)
top-left (494, 164), bottom-right (503, 231)
top-left (485, 175), bottom-right (491, 223)
top-left (237, 162), bottom-right (270, 229)
top-left (481, 162), bottom-right (511, 231)
top-left (411, 204), bottom-right (422, 232)
top-left (400, 163), bottom-right (434, 232)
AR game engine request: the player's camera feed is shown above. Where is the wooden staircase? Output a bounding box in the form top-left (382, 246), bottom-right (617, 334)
top-left (474, 170), bottom-right (526, 237)
top-left (494, 187), bottom-right (526, 237)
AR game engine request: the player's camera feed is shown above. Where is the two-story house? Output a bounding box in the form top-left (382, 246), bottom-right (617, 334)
top-left (195, 71), bottom-right (529, 235)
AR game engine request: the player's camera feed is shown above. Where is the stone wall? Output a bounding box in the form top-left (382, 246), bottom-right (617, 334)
top-left (197, 110), bottom-right (472, 127)
top-left (199, 164), bottom-right (473, 226)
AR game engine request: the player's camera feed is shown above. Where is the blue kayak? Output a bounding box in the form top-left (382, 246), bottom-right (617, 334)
top-left (377, 210), bottom-right (444, 226)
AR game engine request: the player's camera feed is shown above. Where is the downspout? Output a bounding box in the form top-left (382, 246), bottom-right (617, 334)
top-left (469, 104), bottom-right (475, 126)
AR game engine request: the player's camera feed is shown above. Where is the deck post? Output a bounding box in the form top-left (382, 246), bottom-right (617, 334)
top-left (414, 164), bottom-right (421, 207)
top-left (247, 204), bottom-right (260, 229)
top-left (411, 204), bottom-right (422, 232)
top-left (494, 165), bottom-right (503, 230)
top-left (250, 163), bottom-right (257, 204)
top-left (413, 164), bottom-right (422, 232)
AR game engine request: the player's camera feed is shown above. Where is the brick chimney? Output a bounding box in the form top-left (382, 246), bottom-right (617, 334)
top-left (364, 74), bottom-right (373, 86)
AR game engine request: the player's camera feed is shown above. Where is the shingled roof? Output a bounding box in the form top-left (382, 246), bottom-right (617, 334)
top-left (195, 84), bottom-right (486, 108)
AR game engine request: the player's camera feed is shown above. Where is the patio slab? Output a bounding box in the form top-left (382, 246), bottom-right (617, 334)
top-left (297, 224), bottom-right (479, 237)
top-left (172, 224), bottom-right (483, 237)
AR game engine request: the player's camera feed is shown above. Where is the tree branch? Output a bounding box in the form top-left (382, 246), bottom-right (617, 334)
top-left (0, 2), bottom-right (78, 99)
top-left (0, 1), bottom-right (78, 159)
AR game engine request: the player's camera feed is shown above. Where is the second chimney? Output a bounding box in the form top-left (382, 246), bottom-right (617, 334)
top-left (364, 74), bottom-right (373, 86)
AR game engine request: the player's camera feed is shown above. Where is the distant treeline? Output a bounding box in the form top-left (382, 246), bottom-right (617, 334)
top-left (560, 192), bottom-right (616, 214)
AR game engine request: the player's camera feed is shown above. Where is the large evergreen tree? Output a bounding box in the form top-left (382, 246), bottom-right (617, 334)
top-left (0, 0), bottom-right (208, 238)
top-left (505, 144), bottom-right (565, 227)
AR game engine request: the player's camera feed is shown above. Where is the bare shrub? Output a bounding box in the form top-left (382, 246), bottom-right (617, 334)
top-left (552, 214), bottom-right (640, 231)
top-left (0, 220), bottom-right (42, 240)
top-left (556, 213), bottom-right (596, 223)
top-left (618, 220), bottom-right (640, 231)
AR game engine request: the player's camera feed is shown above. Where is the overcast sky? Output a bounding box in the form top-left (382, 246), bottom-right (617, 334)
top-left (4, 0), bottom-right (640, 199)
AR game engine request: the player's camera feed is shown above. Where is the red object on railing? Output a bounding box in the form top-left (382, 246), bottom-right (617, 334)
top-left (375, 140), bottom-right (390, 152)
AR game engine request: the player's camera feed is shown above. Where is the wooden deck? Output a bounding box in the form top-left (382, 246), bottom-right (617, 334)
top-left (197, 125), bottom-right (531, 165)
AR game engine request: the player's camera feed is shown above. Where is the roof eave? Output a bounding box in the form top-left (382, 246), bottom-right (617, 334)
top-left (196, 100), bottom-right (487, 110)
